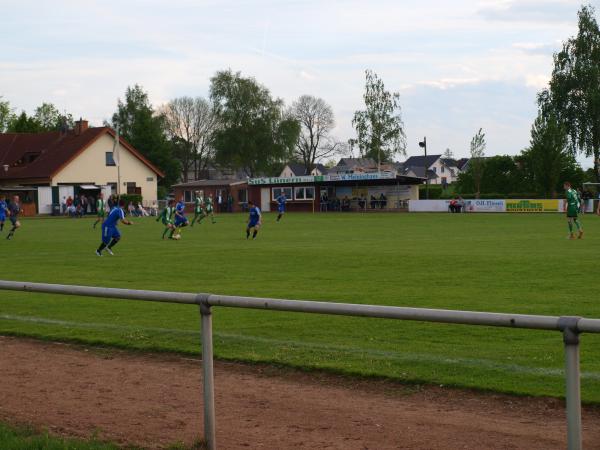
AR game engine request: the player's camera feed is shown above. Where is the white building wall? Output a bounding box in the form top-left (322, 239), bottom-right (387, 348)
top-left (52, 133), bottom-right (159, 204)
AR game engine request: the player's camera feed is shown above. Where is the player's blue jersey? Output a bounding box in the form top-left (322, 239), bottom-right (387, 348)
top-left (103, 207), bottom-right (125, 227)
top-left (0, 200), bottom-right (7, 218)
top-left (248, 206), bottom-right (261, 224)
top-left (7, 202), bottom-right (20, 218)
top-left (277, 195), bottom-right (286, 207)
top-left (175, 201), bottom-right (186, 216)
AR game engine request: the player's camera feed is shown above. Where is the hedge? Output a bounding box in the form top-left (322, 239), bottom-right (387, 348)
top-left (118, 194), bottom-right (143, 205)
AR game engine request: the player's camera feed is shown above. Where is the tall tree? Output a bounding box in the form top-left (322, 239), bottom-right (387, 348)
top-left (162, 96), bottom-right (219, 182)
top-left (469, 128), bottom-right (486, 198)
top-left (443, 148), bottom-right (454, 159)
top-left (210, 70), bottom-right (300, 177)
top-left (0, 97), bottom-right (12, 132)
top-left (525, 106), bottom-right (570, 198)
top-left (34, 103), bottom-right (73, 131)
top-left (351, 70), bottom-right (406, 164)
top-left (111, 84), bottom-right (179, 187)
top-left (290, 95), bottom-right (342, 173)
top-left (544, 4), bottom-right (600, 181)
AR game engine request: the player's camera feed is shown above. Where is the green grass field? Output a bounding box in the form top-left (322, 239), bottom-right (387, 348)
top-left (0, 421), bottom-right (204, 449)
top-left (1, 212), bottom-right (600, 402)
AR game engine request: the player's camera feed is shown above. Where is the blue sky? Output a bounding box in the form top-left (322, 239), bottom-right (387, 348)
top-left (0, 0), bottom-right (597, 165)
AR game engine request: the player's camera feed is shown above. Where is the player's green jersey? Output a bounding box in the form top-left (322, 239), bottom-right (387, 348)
top-left (96, 199), bottom-right (105, 217)
top-left (205, 197), bottom-right (214, 212)
top-left (195, 197), bottom-right (204, 213)
top-left (566, 188), bottom-right (580, 216)
top-left (159, 206), bottom-right (174, 224)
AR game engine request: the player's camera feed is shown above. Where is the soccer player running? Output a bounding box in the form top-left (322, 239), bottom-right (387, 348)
top-left (171, 196), bottom-right (189, 239)
top-left (0, 194), bottom-right (8, 233)
top-left (157, 199), bottom-right (176, 239)
top-left (246, 200), bottom-right (262, 239)
top-left (95, 199), bottom-right (133, 256)
top-left (564, 181), bottom-right (583, 240)
top-left (6, 195), bottom-right (22, 240)
top-left (92, 192), bottom-right (106, 229)
top-left (191, 191), bottom-right (205, 227)
top-left (276, 191), bottom-right (287, 222)
top-left (205, 194), bottom-right (217, 224)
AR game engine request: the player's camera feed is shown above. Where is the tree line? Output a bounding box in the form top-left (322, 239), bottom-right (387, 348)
top-left (0, 68), bottom-right (407, 192)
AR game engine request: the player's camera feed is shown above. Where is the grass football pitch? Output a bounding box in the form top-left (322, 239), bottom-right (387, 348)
top-left (1, 212), bottom-right (600, 402)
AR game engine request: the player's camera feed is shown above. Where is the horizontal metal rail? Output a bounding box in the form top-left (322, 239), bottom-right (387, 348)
top-left (2, 280), bottom-right (599, 332)
top-left (0, 279), bottom-right (597, 450)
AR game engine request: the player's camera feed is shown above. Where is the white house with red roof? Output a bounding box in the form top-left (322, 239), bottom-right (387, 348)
top-left (0, 120), bottom-right (164, 214)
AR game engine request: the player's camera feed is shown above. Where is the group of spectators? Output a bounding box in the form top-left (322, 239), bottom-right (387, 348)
top-left (448, 196), bottom-right (466, 213)
top-left (62, 194), bottom-right (99, 218)
top-left (320, 193), bottom-right (389, 212)
top-left (216, 193), bottom-right (235, 213)
top-left (61, 194), bottom-right (159, 218)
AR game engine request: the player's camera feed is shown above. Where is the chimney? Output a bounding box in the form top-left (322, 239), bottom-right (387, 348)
top-left (74, 118), bottom-right (89, 135)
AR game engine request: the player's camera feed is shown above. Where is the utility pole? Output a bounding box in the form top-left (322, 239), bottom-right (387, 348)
top-left (419, 137), bottom-right (429, 199)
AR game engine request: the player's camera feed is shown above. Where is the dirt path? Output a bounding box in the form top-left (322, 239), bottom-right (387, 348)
top-left (1, 336), bottom-right (599, 449)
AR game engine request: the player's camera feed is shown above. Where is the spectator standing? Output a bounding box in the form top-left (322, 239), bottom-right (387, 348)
top-left (227, 193), bottom-right (233, 213)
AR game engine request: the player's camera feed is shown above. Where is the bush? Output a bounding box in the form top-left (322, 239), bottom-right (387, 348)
top-left (118, 194), bottom-right (143, 205)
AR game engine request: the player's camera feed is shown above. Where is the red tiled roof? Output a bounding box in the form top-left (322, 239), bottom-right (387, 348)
top-left (0, 127), bottom-right (164, 181)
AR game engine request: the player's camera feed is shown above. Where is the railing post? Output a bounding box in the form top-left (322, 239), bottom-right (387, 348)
top-left (559, 316), bottom-right (582, 450)
top-left (199, 295), bottom-right (216, 450)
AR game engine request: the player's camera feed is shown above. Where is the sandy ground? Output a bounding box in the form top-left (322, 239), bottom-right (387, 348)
top-left (1, 336), bottom-right (599, 449)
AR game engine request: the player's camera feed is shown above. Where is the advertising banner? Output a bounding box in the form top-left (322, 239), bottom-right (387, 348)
top-left (505, 199), bottom-right (560, 213)
top-left (464, 199), bottom-right (505, 213)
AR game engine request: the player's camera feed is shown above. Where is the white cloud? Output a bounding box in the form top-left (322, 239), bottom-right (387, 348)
top-left (525, 74), bottom-right (551, 90)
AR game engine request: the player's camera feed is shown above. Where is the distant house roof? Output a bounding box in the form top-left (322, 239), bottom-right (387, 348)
top-left (336, 157), bottom-right (377, 168)
top-left (403, 155), bottom-right (442, 169)
top-left (285, 163), bottom-right (310, 176)
top-left (403, 166), bottom-right (438, 180)
top-left (0, 127), bottom-right (164, 182)
top-left (284, 163), bottom-right (329, 176)
top-left (456, 158), bottom-right (470, 170)
top-left (313, 163), bottom-right (329, 174)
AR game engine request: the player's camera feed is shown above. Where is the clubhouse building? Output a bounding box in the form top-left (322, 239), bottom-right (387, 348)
top-left (172, 171), bottom-right (424, 213)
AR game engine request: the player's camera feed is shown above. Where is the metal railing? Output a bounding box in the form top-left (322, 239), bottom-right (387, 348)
top-left (0, 280), bottom-right (599, 450)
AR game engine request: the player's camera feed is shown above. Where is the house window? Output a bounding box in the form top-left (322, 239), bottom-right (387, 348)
top-left (106, 152), bottom-right (116, 166)
top-left (441, 165), bottom-right (445, 173)
top-left (272, 187), bottom-right (292, 201)
top-left (432, 167), bottom-right (437, 173)
top-left (126, 182), bottom-right (137, 194)
top-left (238, 189), bottom-right (248, 203)
top-left (146, 177), bottom-right (154, 182)
top-left (295, 186), bottom-right (315, 200)
top-left (184, 190), bottom-right (193, 203)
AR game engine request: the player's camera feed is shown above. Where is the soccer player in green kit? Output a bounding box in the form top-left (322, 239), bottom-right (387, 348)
top-left (191, 191), bottom-right (205, 226)
top-left (92, 192), bottom-right (106, 229)
top-left (157, 199), bottom-right (176, 239)
top-left (204, 194), bottom-right (216, 224)
top-left (564, 181), bottom-right (583, 240)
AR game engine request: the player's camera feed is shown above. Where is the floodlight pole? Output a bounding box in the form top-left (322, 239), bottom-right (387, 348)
top-left (419, 137), bottom-right (429, 199)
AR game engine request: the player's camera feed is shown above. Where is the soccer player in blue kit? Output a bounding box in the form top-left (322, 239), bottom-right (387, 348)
top-left (276, 191), bottom-right (286, 222)
top-left (171, 196), bottom-right (189, 239)
top-left (95, 199), bottom-right (133, 256)
top-left (6, 195), bottom-right (22, 240)
top-left (246, 200), bottom-right (262, 239)
top-left (0, 194), bottom-right (8, 233)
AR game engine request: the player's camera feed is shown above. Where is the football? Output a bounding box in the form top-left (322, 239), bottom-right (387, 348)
top-left (172, 234), bottom-right (181, 240)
